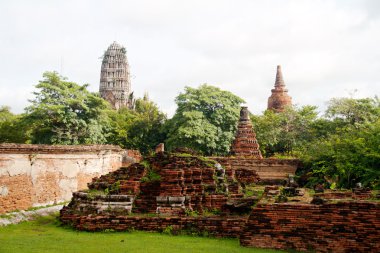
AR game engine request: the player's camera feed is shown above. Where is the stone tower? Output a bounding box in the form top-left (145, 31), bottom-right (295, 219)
top-left (99, 41), bottom-right (132, 109)
top-left (231, 107), bottom-right (263, 158)
top-left (267, 65), bottom-right (292, 112)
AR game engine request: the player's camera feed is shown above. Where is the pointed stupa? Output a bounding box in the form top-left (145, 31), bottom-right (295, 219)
top-left (274, 65), bottom-right (285, 88)
top-left (230, 106), bottom-right (263, 158)
top-left (267, 65), bottom-right (292, 112)
top-left (99, 41), bottom-right (133, 109)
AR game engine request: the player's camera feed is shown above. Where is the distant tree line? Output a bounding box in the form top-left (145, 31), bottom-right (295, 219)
top-left (1, 71), bottom-right (379, 189)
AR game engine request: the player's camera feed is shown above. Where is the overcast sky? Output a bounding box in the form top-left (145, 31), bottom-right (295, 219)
top-left (0, 0), bottom-right (379, 116)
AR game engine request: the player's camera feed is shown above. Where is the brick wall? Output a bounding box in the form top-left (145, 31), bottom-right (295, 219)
top-left (60, 208), bottom-right (246, 237)
top-left (60, 201), bottom-right (379, 252)
top-left (0, 144), bottom-right (140, 213)
top-left (213, 157), bottom-right (298, 183)
top-left (73, 153), bottom-right (233, 215)
top-left (240, 202), bottom-right (380, 253)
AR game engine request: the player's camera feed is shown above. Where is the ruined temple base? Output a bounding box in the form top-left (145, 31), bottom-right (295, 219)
top-left (212, 157), bottom-right (299, 184)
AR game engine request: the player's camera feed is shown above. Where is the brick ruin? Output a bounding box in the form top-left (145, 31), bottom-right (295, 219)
top-left (60, 152), bottom-right (261, 218)
top-left (214, 157), bottom-right (298, 185)
top-left (59, 146), bottom-right (379, 252)
top-left (1, 107), bottom-right (376, 252)
top-left (230, 106), bottom-right (262, 158)
top-left (60, 150), bottom-right (379, 252)
top-left (0, 144), bottom-right (141, 213)
top-left (240, 202), bottom-right (380, 253)
top-left (60, 155), bottom-right (380, 252)
top-left (99, 41), bottom-right (133, 109)
top-left (267, 65), bottom-right (293, 112)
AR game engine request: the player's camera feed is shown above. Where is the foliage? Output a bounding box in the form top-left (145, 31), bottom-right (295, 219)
top-left (251, 96), bottom-right (380, 189)
top-left (274, 194), bottom-right (288, 203)
top-left (162, 225), bottom-right (174, 235)
top-left (107, 95), bottom-right (167, 154)
top-left (0, 106), bottom-right (29, 143)
top-left (85, 189), bottom-right (105, 200)
top-left (297, 97), bottom-right (380, 189)
top-left (243, 185), bottom-right (264, 198)
top-left (251, 105), bottom-right (318, 156)
top-left (202, 208), bottom-right (222, 216)
top-left (1, 70), bottom-right (379, 190)
top-left (107, 180), bottom-right (121, 194)
top-left (185, 209), bottom-right (199, 217)
top-left (106, 108), bottom-right (137, 147)
top-left (165, 84), bottom-right (245, 155)
top-left (299, 119), bottom-right (380, 189)
top-left (140, 169), bottom-right (161, 183)
top-left (325, 97), bottom-right (380, 126)
top-left (126, 97), bottom-right (167, 153)
top-left (24, 72), bottom-right (111, 144)
top-left (140, 160), bottom-right (151, 169)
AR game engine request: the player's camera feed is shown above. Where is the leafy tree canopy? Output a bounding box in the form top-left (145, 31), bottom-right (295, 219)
top-left (325, 97), bottom-right (380, 126)
top-left (165, 84), bottom-right (245, 155)
top-left (0, 106), bottom-right (29, 143)
top-left (107, 95), bottom-right (167, 154)
top-left (251, 97), bottom-right (380, 189)
top-left (296, 97), bottom-right (380, 189)
top-left (299, 119), bottom-right (380, 189)
top-left (251, 105), bottom-right (318, 156)
top-left (1, 72), bottom-right (379, 189)
top-left (25, 71), bottom-right (110, 144)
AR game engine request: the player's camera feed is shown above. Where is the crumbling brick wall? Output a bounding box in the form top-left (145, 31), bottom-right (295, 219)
top-left (0, 144), bottom-right (139, 213)
top-left (60, 208), bottom-right (246, 237)
top-left (240, 202), bottom-right (380, 253)
top-left (213, 157), bottom-right (298, 184)
top-left (78, 153), bottom-right (231, 215)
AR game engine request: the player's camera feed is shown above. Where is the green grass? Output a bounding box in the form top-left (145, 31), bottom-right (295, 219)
top-left (0, 213), bottom-right (286, 253)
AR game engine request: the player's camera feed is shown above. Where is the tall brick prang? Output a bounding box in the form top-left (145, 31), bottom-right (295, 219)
top-left (230, 107), bottom-right (262, 158)
top-left (99, 41), bottom-right (133, 109)
top-left (267, 65), bottom-right (292, 112)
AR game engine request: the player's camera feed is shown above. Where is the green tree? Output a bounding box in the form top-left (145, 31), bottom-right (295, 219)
top-left (106, 107), bottom-right (136, 147)
top-left (252, 105), bottom-right (318, 156)
top-left (298, 97), bottom-right (380, 189)
top-left (25, 72), bottom-right (110, 144)
top-left (0, 106), bottom-right (29, 143)
top-left (107, 95), bottom-right (167, 154)
top-left (124, 96), bottom-right (167, 154)
top-left (325, 97), bottom-right (380, 126)
top-left (165, 84), bottom-right (245, 155)
top-left (299, 121), bottom-right (380, 189)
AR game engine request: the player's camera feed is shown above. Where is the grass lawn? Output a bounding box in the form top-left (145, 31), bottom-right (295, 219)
top-left (0, 214), bottom-right (286, 253)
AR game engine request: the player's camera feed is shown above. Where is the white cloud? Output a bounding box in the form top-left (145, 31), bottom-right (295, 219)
top-left (0, 0), bottom-right (379, 116)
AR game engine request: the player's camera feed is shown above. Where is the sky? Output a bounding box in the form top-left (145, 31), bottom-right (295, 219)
top-left (0, 0), bottom-right (379, 116)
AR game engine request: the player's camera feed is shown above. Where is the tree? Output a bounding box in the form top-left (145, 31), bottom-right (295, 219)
top-left (297, 97), bottom-right (380, 189)
top-left (251, 105), bottom-right (318, 156)
top-left (25, 72), bottom-right (111, 144)
top-left (107, 95), bottom-right (167, 154)
top-left (325, 97), bottom-right (380, 126)
top-left (0, 106), bottom-right (29, 143)
top-left (124, 96), bottom-right (167, 154)
top-left (106, 108), bottom-right (137, 147)
top-left (165, 84), bottom-right (245, 155)
top-left (299, 120), bottom-right (380, 189)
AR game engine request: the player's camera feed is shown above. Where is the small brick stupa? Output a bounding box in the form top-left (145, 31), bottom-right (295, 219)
top-left (231, 107), bottom-right (262, 158)
top-left (267, 65), bottom-right (292, 112)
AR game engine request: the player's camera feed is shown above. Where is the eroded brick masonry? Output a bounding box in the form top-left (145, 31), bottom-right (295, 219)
top-left (0, 144), bottom-right (140, 213)
top-left (240, 202), bottom-right (380, 253)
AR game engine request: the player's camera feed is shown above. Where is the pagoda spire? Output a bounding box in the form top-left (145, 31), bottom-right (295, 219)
top-left (230, 106), bottom-right (262, 158)
top-left (267, 65), bottom-right (292, 112)
top-left (274, 65), bottom-right (285, 88)
top-left (99, 41), bottom-right (133, 110)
